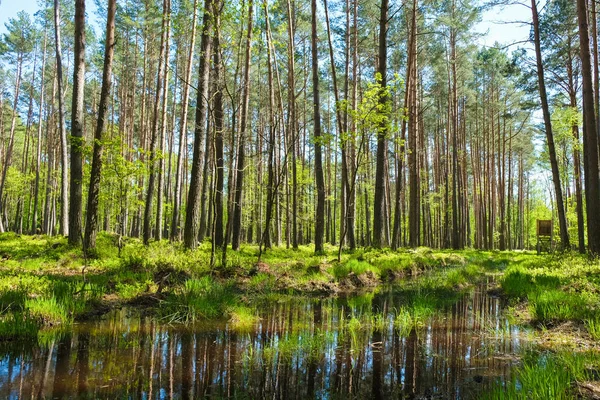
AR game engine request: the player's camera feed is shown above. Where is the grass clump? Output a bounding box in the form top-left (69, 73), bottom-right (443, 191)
top-left (484, 351), bottom-right (599, 400)
top-left (332, 259), bottom-right (379, 280)
top-left (501, 266), bottom-right (535, 299)
top-left (25, 297), bottom-right (70, 325)
top-left (0, 313), bottom-right (38, 341)
top-left (229, 306), bottom-right (260, 331)
top-left (163, 276), bottom-right (236, 322)
top-left (529, 289), bottom-right (591, 322)
top-left (501, 258), bottom-right (599, 326)
top-left (585, 316), bottom-right (600, 340)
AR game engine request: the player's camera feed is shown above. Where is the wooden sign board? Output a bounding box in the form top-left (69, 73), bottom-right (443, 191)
top-left (537, 220), bottom-right (552, 237)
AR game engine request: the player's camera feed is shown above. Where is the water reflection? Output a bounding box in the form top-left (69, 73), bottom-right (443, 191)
top-left (0, 281), bottom-right (528, 399)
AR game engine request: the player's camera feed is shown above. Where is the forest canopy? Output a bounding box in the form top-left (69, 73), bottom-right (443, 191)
top-left (0, 0), bottom-right (598, 255)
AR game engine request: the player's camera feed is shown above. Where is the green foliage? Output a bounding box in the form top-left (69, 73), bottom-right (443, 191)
top-left (0, 313), bottom-right (38, 341)
top-left (529, 289), bottom-right (590, 322)
top-left (229, 306), bottom-right (260, 331)
top-left (501, 266), bottom-right (535, 299)
top-left (163, 277), bottom-right (236, 322)
top-left (500, 255), bottom-right (600, 325)
top-left (2, 11), bottom-right (36, 58)
top-left (484, 351), bottom-right (599, 399)
top-left (585, 316), bottom-right (600, 340)
top-left (332, 259), bottom-right (379, 279)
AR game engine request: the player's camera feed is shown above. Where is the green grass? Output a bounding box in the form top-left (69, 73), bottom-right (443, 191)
top-left (585, 316), bottom-right (600, 340)
top-left (229, 306), bottom-right (260, 331)
top-left (162, 276), bottom-right (236, 322)
top-left (500, 255), bottom-right (600, 328)
top-left (5, 232), bottom-right (594, 338)
top-left (332, 259), bottom-right (380, 279)
top-left (529, 289), bottom-right (591, 322)
top-left (483, 351), bottom-right (599, 399)
top-left (0, 313), bottom-right (39, 341)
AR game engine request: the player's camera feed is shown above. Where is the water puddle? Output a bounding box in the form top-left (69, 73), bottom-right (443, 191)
top-left (0, 278), bottom-right (530, 399)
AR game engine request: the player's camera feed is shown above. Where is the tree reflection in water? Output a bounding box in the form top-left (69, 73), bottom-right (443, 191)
top-left (0, 281), bottom-right (529, 399)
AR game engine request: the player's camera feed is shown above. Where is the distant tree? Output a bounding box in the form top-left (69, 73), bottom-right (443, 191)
top-left (0, 11), bottom-right (35, 233)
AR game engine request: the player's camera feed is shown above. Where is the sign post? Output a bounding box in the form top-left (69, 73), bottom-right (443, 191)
top-left (536, 220), bottom-right (553, 254)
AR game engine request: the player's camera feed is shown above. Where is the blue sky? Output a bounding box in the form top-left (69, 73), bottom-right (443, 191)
top-left (1, 0), bottom-right (531, 49)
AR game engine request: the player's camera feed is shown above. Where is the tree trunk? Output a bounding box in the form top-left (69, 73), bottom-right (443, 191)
top-left (156, 12), bottom-right (172, 241)
top-left (68, 0), bottom-right (86, 245)
top-left (171, 0), bottom-right (199, 241)
top-left (577, 0), bottom-right (600, 253)
top-left (143, 0), bottom-right (170, 244)
top-left (184, 0), bottom-right (215, 249)
top-left (0, 54), bottom-right (22, 233)
top-left (231, 0), bottom-right (254, 251)
top-left (408, 0), bottom-right (420, 247)
top-left (372, 0), bottom-right (389, 249)
top-left (53, 0), bottom-right (69, 236)
top-left (531, 0), bottom-right (571, 249)
top-left (213, 0), bottom-right (225, 248)
top-left (311, 0), bottom-right (326, 253)
top-left (32, 27), bottom-right (48, 234)
top-left (83, 0), bottom-right (116, 251)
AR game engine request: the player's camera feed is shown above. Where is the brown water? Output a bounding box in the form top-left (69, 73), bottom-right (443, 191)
top-left (0, 280), bottom-right (529, 399)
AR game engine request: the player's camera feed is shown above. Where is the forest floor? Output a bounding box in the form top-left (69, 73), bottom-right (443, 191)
top-left (0, 232), bottom-right (599, 397)
top-left (0, 232), bottom-right (597, 333)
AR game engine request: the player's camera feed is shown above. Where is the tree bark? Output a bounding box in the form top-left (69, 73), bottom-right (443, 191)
top-left (531, 0), bottom-right (571, 249)
top-left (83, 0), bottom-right (116, 251)
top-left (32, 27), bottom-right (48, 234)
top-left (311, 0), bottom-right (326, 253)
top-left (184, 0), bottom-right (215, 249)
top-left (577, 0), bottom-right (600, 253)
top-left (231, 0), bottom-right (254, 251)
top-left (213, 0), bottom-right (225, 248)
top-left (171, 0), bottom-right (199, 241)
top-left (68, 0), bottom-right (86, 245)
top-left (372, 0), bottom-right (389, 249)
top-left (143, 0), bottom-right (170, 244)
top-left (53, 0), bottom-right (69, 236)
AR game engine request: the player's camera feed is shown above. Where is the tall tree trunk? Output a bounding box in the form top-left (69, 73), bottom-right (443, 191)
top-left (531, 0), bottom-right (570, 249)
top-left (69, 0), bottom-right (86, 245)
top-left (231, 0), bottom-right (254, 251)
top-left (261, 0), bottom-right (277, 250)
top-left (286, 0), bottom-right (298, 249)
top-left (156, 13), bottom-right (172, 241)
top-left (577, 0), bottom-right (600, 253)
top-left (213, 0), bottom-right (225, 248)
top-left (83, 0), bottom-right (116, 251)
top-left (184, 0), bottom-right (215, 249)
top-left (323, 0), bottom-right (344, 248)
top-left (408, 0), bottom-right (420, 247)
top-left (54, 0), bottom-right (69, 236)
top-left (372, 0), bottom-right (389, 248)
top-left (171, 0), bottom-right (199, 241)
top-left (198, 108), bottom-right (212, 241)
top-left (311, 0), bottom-right (326, 253)
top-left (32, 27), bottom-right (48, 234)
top-left (0, 54), bottom-right (22, 233)
top-left (143, 0), bottom-right (170, 244)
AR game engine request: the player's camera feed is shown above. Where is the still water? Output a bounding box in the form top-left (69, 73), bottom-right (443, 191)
top-left (0, 279), bottom-right (528, 399)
